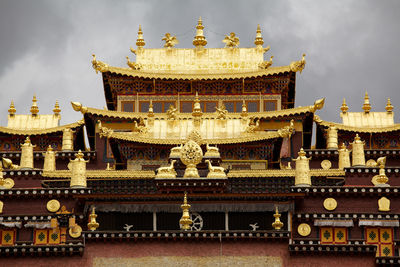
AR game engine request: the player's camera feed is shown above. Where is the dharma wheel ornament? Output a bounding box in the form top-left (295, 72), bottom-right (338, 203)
top-left (338, 143), bottom-right (351, 170)
top-left (351, 134), bottom-right (365, 167)
top-left (181, 138), bottom-right (203, 178)
top-left (293, 148), bottom-right (311, 187)
top-left (179, 192), bottom-right (193, 231)
top-left (272, 207), bottom-right (284, 230)
top-left (297, 223), bottom-right (311, 237)
top-left (87, 207), bottom-right (99, 231)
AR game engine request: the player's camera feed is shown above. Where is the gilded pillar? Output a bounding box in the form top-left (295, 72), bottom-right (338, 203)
top-left (43, 145), bottom-right (56, 172)
top-left (20, 137), bottom-right (35, 169)
top-left (338, 143), bottom-right (351, 170)
top-left (294, 148), bottom-right (311, 187)
top-left (326, 126), bottom-right (338, 149)
top-left (70, 150), bottom-right (88, 188)
top-left (62, 128), bottom-right (74, 151)
top-left (351, 134), bottom-right (365, 167)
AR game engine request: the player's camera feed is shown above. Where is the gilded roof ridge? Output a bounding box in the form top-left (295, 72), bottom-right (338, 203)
top-left (315, 116), bottom-right (400, 133)
top-left (0, 119), bottom-right (84, 135)
top-left (228, 168), bottom-right (344, 178)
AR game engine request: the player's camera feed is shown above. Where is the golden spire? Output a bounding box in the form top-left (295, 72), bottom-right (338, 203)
top-left (8, 100), bottom-right (16, 116)
top-left (136, 24), bottom-right (145, 48)
top-left (241, 100), bottom-right (248, 117)
top-left (386, 98), bottom-right (393, 114)
top-left (254, 24), bottom-right (264, 47)
top-left (192, 91), bottom-right (203, 117)
top-left (193, 17), bottom-right (207, 48)
top-left (87, 207), bottom-right (99, 231)
top-left (148, 99), bottom-right (154, 117)
top-left (340, 98), bottom-right (348, 113)
top-left (272, 207), bottom-right (284, 230)
top-left (179, 192), bottom-right (193, 231)
top-left (30, 95), bottom-right (39, 116)
top-left (362, 92), bottom-right (371, 113)
top-left (53, 100), bottom-right (61, 116)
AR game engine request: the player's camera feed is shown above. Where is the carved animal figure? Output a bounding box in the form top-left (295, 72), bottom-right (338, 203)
top-left (134, 120), bottom-right (148, 134)
top-left (245, 119), bottom-right (260, 133)
top-left (169, 144), bottom-right (183, 158)
top-left (205, 160), bottom-right (226, 178)
top-left (204, 144), bottom-right (220, 158)
top-left (155, 160), bottom-right (177, 178)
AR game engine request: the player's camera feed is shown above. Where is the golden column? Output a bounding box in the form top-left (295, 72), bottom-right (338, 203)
top-left (326, 126), bottom-right (338, 149)
top-left (351, 134), bottom-right (365, 167)
top-left (70, 150), bottom-right (88, 188)
top-left (43, 145), bottom-right (56, 172)
top-left (338, 143), bottom-right (351, 170)
top-left (20, 137), bottom-right (35, 169)
top-left (293, 148), bottom-right (311, 187)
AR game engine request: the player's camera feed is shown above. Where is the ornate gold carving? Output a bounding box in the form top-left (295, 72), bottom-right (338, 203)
top-left (293, 148), bottom-right (311, 187)
top-left (134, 118), bottom-right (148, 134)
top-left (258, 56), bottom-right (273, 70)
top-left (166, 105), bottom-right (178, 120)
top-left (179, 193), bottom-right (192, 230)
top-left (193, 17), bottom-right (207, 48)
top-left (205, 160), bottom-right (226, 179)
top-left (162, 33), bottom-right (179, 48)
top-left (290, 54), bottom-right (306, 73)
top-left (126, 56), bottom-right (141, 70)
top-left (135, 24), bottom-right (145, 48)
top-left (87, 207), bottom-right (99, 231)
top-left (311, 98), bottom-right (325, 112)
top-left (254, 24), bottom-right (264, 47)
top-left (0, 172), bottom-right (14, 190)
top-left (186, 130), bottom-right (202, 145)
top-left (216, 103), bottom-right (228, 120)
top-left (245, 118), bottom-right (260, 133)
top-left (241, 100), bottom-right (248, 117)
top-left (192, 92), bottom-right (203, 118)
top-left (47, 199), bottom-right (61, 212)
top-left (69, 224), bottom-right (82, 238)
top-left (155, 160), bottom-right (177, 179)
top-left (53, 100), bottom-right (61, 116)
top-left (8, 100), bottom-right (16, 116)
top-left (43, 145), bottom-right (56, 172)
top-left (277, 119), bottom-right (294, 138)
top-left (351, 134), bottom-right (365, 166)
top-left (223, 32), bottom-right (240, 48)
top-left (169, 144), bottom-right (183, 158)
top-left (42, 169), bottom-right (155, 179)
top-left (181, 140), bottom-right (203, 178)
top-left (272, 207), bottom-right (284, 230)
top-left (30, 95), bottom-right (39, 116)
top-left (378, 197), bottom-right (390, 212)
top-left (321, 160), bottom-right (332, 170)
top-left (386, 98), bottom-right (393, 113)
top-left (326, 126), bottom-right (338, 149)
top-left (323, 198), bottom-right (337, 211)
top-left (92, 54), bottom-right (109, 74)
top-left (2, 158), bottom-right (19, 170)
top-left (298, 223), bottom-right (311, 237)
top-left (228, 168), bottom-right (344, 178)
top-left (20, 137), bottom-right (35, 169)
top-left (340, 98), bottom-right (348, 113)
top-left (70, 150), bottom-right (89, 188)
top-left (366, 159), bottom-right (377, 167)
top-left (372, 159), bottom-right (389, 187)
top-left (204, 144), bottom-right (220, 158)
top-left (362, 92), bottom-right (371, 113)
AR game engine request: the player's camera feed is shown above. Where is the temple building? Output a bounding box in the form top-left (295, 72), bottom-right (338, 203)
top-left (0, 18), bottom-right (397, 266)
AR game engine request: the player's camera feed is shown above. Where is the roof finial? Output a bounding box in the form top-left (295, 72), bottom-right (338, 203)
top-left (30, 95), bottom-right (39, 116)
top-left (340, 98), bottom-right (348, 113)
top-left (136, 24), bottom-right (145, 48)
top-left (254, 24), bottom-right (264, 47)
top-left (193, 17), bottom-right (207, 48)
top-left (362, 92), bottom-right (371, 113)
top-left (386, 98), bottom-right (393, 114)
top-left (53, 100), bottom-right (61, 116)
top-left (8, 100), bottom-right (16, 116)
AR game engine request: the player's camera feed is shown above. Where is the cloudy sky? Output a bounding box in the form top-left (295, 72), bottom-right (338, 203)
top-left (0, 0), bottom-right (399, 126)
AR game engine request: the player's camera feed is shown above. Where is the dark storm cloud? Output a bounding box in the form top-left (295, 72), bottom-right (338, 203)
top-left (0, 0), bottom-right (400, 130)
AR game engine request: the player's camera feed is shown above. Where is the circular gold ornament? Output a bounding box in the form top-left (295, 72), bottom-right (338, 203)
top-left (321, 160), bottom-right (332, 170)
top-left (323, 198), bottom-right (337, 211)
top-left (3, 178), bottom-right (14, 189)
top-left (366, 159), bottom-right (377, 167)
top-left (47, 199), bottom-right (61, 212)
top-left (298, 223), bottom-right (311, 237)
top-left (180, 140), bottom-right (203, 166)
top-left (69, 225), bottom-right (82, 238)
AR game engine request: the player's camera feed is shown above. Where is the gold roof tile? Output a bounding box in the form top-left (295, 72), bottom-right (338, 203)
top-left (0, 120), bottom-right (84, 135)
top-left (315, 116), bottom-right (400, 133)
top-left (42, 169), bottom-right (155, 179)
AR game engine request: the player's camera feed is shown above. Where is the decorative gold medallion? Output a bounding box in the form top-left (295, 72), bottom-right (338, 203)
top-left (47, 199), bottom-right (61, 212)
top-left (69, 225), bottom-right (82, 238)
top-left (3, 178), bottom-right (14, 189)
top-left (298, 223), bottom-right (311, 237)
top-left (366, 159), bottom-right (377, 167)
top-left (378, 197), bottom-right (390, 212)
top-left (323, 198), bottom-right (337, 211)
top-left (320, 160), bottom-right (332, 170)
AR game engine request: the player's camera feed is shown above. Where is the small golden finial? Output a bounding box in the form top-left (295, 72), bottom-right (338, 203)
top-left (87, 207), bottom-right (99, 231)
top-left (136, 24), bottom-right (145, 48)
top-left (179, 192), bottom-right (193, 231)
top-left (8, 100), bottom-right (16, 116)
top-left (192, 91), bottom-right (202, 117)
top-left (241, 100), bottom-right (248, 117)
top-left (53, 100), bottom-right (61, 116)
top-left (254, 24), bottom-right (264, 47)
top-left (340, 98), bottom-right (348, 113)
top-left (148, 99), bottom-right (154, 118)
top-left (386, 98), bottom-right (393, 113)
top-left (30, 95), bottom-right (39, 116)
top-left (193, 17), bottom-right (207, 48)
top-left (272, 207), bottom-right (284, 230)
top-left (362, 92), bottom-right (371, 113)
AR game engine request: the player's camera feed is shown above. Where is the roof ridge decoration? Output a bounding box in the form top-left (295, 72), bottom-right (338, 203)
top-left (0, 119), bottom-right (84, 135)
top-left (30, 95), bottom-right (39, 116)
top-left (315, 116), bottom-right (400, 133)
top-left (8, 100), bottom-right (16, 116)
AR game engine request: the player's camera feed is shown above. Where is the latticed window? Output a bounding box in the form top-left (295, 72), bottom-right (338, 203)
top-left (365, 228), bottom-right (394, 257)
top-left (320, 227), bottom-right (347, 244)
top-left (0, 229), bottom-right (16, 246)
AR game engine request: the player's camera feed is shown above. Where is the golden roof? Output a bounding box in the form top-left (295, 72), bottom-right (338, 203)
top-left (7, 114), bottom-right (61, 130)
top-left (42, 169), bottom-right (155, 179)
top-left (0, 120), bottom-right (84, 135)
top-left (228, 169), bottom-right (345, 178)
top-left (315, 116), bottom-right (400, 133)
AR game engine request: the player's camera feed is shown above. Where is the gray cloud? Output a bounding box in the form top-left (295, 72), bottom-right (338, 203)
top-left (0, 0), bottom-right (399, 129)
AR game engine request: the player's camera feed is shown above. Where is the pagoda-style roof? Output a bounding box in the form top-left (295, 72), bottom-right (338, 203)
top-left (0, 120), bottom-right (85, 136)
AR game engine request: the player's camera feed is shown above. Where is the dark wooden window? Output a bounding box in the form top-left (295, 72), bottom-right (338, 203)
top-left (229, 212), bottom-right (287, 230)
top-left (97, 212), bottom-right (153, 231)
top-left (264, 100), bottom-right (277, 111)
top-left (121, 101), bottom-right (134, 112)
